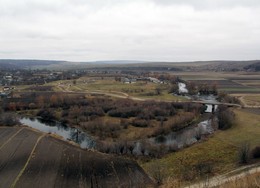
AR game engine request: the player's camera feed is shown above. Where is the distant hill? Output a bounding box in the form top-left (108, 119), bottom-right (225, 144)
top-left (1, 59), bottom-right (260, 72)
top-left (0, 59), bottom-right (66, 69)
top-left (244, 61), bottom-right (260, 71)
top-left (84, 60), bottom-right (147, 64)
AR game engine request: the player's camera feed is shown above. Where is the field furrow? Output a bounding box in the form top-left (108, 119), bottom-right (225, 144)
top-left (0, 128), bottom-right (41, 188)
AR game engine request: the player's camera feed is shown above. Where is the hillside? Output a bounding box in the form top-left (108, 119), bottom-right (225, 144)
top-left (0, 127), bottom-right (154, 188)
top-left (0, 59), bottom-right (66, 70)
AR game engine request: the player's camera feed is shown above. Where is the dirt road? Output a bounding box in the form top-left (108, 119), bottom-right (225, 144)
top-left (185, 163), bottom-right (260, 188)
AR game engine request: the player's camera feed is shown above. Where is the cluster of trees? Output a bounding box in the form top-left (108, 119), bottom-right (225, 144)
top-left (186, 82), bottom-right (218, 95)
top-left (0, 112), bottom-right (20, 126)
top-left (97, 139), bottom-right (175, 158)
top-left (2, 92), bottom-right (205, 139)
top-left (4, 91), bottom-right (235, 159)
top-left (150, 112), bottom-right (198, 136)
top-left (218, 92), bottom-right (241, 104)
top-left (80, 119), bottom-right (121, 139)
top-left (217, 105), bottom-right (235, 130)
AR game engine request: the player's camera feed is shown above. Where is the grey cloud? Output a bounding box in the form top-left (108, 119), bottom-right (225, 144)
top-left (150, 0), bottom-right (260, 9)
top-left (0, 0), bottom-right (260, 61)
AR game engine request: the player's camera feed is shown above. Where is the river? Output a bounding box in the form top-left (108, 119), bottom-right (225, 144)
top-left (20, 117), bottom-right (95, 149)
top-left (178, 82), bottom-right (218, 113)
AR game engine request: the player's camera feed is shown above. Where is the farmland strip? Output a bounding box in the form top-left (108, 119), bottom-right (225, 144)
top-left (10, 134), bottom-right (45, 188)
top-left (0, 128), bottom-right (24, 150)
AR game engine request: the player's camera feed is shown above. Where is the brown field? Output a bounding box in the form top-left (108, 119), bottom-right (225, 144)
top-left (176, 71), bottom-right (260, 94)
top-left (186, 80), bottom-right (245, 89)
top-left (0, 127), bottom-right (153, 188)
top-left (234, 80), bottom-right (260, 88)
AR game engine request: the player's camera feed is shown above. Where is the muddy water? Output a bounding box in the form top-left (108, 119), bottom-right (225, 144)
top-left (20, 118), bottom-right (95, 149)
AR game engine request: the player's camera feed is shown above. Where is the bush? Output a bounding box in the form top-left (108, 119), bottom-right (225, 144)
top-left (108, 107), bottom-right (141, 118)
top-left (37, 109), bottom-right (55, 120)
top-left (238, 142), bottom-right (250, 164)
top-left (155, 135), bottom-right (166, 143)
top-left (132, 119), bottom-right (148, 127)
top-left (0, 113), bottom-right (20, 126)
top-left (251, 146), bottom-right (260, 159)
top-left (217, 105), bottom-right (235, 130)
top-left (147, 163), bottom-right (166, 185)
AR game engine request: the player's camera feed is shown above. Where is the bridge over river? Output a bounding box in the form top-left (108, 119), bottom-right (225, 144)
top-left (191, 100), bottom-right (242, 108)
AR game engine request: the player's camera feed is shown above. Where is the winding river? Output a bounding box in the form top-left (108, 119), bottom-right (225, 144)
top-left (20, 117), bottom-right (95, 149)
top-left (20, 83), bottom-right (218, 154)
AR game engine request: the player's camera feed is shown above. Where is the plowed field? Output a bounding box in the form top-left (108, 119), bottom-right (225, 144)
top-left (0, 127), bottom-right (153, 188)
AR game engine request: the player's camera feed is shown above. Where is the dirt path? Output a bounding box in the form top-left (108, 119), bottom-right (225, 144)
top-left (55, 83), bottom-right (242, 108)
top-left (231, 94), bottom-right (260, 108)
top-left (238, 95), bottom-right (260, 108)
top-left (185, 163), bottom-right (260, 188)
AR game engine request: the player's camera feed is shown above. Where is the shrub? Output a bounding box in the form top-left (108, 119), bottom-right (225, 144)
top-left (238, 142), bottom-right (250, 164)
top-left (0, 113), bottom-right (20, 126)
top-left (251, 146), bottom-right (260, 159)
top-left (132, 119), bottom-right (148, 127)
top-left (147, 163), bottom-right (166, 185)
top-left (155, 135), bottom-right (167, 143)
top-left (217, 105), bottom-right (235, 130)
top-left (37, 109), bottom-right (55, 121)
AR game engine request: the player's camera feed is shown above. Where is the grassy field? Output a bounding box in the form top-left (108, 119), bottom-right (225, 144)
top-left (45, 77), bottom-right (188, 101)
top-left (141, 108), bottom-right (260, 185)
top-left (231, 94), bottom-right (260, 107)
top-left (243, 95), bottom-right (260, 106)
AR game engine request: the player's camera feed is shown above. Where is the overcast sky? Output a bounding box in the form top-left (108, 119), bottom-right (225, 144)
top-left (1, 0), bottom-right (260, 62)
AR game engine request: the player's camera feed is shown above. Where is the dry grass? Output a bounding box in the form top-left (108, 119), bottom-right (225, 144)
top-left (215, 171), bottom-right (260, 188)
top-left (243, 95), bottom-right (260, 106)
top-left (48, 77), bottom-right (187, 101)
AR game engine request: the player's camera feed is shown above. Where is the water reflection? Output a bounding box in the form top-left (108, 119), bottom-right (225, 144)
top-left (20, 117), bottom-right (95, 149)
top-left (151, 120), bottom-right (214, 149)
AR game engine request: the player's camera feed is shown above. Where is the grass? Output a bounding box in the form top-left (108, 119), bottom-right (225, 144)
top-left (48, 77), bottom-right (187, 102)
top-left (214, 109), bottom-right (260, 148)
top-left (243, 95), bottom-right (260, 106)
top-left (141, 108), bottom-right (260, 185)
top-left (215, 171), bottom-right (260, 188)
top-left (142, 137), bottom-right (238, 181)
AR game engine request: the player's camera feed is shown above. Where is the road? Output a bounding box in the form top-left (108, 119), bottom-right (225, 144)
top-left (185, 163), bottom-right (260, 188)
